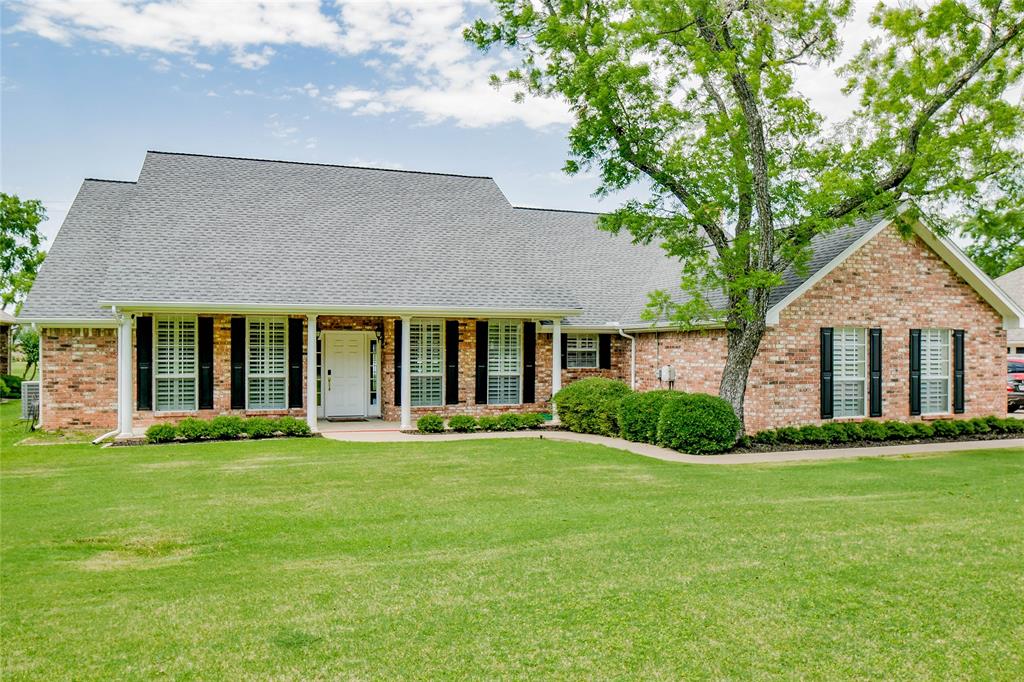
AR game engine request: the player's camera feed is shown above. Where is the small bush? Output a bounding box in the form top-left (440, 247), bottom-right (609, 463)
top-left (209, 415), bottom-right (244, 440)
top-left (146, 423), bottom-right (178, 443)
top-left (0, 374), bottom-right (22, 398)
top-left (417, 414), bottom-right (445, 433)
top-left (775, 426), bottom-right (802, 444)
top-left (493, 413), bottom-right (523, 431)
top-left (554, 377), bottom-right (633, 437)
top-left (1000, 418), bottom-right (1024, 434)
top-left (931, 420), bottom-right (959, 438)
top-left (656, 393), bottom-right (741, 455)
top-left (477, 415), bottom-right (499, 431)
top-left (619, 390), bottom-right (680, 444)
top-left (243, 417), bottom-right (277, 439)
top-left (797, 424), bottom-right (828, 445)
top-left (858, 420), bottom-right (888, 441)
top-left (276, 416), bottom-right (312, 437)
top-left (882, 420), bottom-right (917, 441)
top-left (969, 417), bottom-right (991, 435)
top-left (517, 413), bottom-right (546, 429)
top-left (448, 415), bottom-right (478, 433)
top-left (840, 422), bottom-right (865, 442)
top-left (911, 422), bottom-right (934, 439)
top-left (753, 428), bottom-right (779, 445)
top-left (177, 417), bottom-right (211, 441)
top-left (820, 422), bottom-right (851, 444)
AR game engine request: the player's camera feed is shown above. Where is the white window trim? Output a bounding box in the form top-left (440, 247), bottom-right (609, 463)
top-left (566, 333), bottom-right (599, 369)
top-left (832, 327), bottom-right (867, 419)
top-left (409, 319), bottom-right (444, 408)
top-left (487, 319), bottom-right (523, 405)
top-left (921, 328), bottom-right (952, 416)
top-left (246, 316), bottom-right (289, 411)
top-left (153, 314), bottom-right (198, 413)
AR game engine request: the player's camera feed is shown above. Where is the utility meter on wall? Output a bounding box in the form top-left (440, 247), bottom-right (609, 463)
top-left (658, 365), bottom-right (676, 382)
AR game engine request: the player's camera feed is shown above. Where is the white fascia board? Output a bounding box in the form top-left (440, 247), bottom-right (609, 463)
top-left (16, 317), bottom-right (119, 328)
top-left (98, 301), bottom-right (584, 319)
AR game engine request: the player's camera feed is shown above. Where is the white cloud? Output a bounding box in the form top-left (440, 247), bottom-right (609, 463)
top-left (231, 46), bottom-right (275, 70)
top-left (153, 56), bottom-right (172, 72)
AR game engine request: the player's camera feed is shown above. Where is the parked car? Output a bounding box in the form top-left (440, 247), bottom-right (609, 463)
top-left (1009, 356), bottom-right (1024, 413)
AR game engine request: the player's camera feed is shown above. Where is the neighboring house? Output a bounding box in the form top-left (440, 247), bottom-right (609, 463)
top-left (996, 266), bottom-right (1024, 354)
top-left (0, 309), bottom-right (13, 375)
top-left (18, 151), bottom-right (1023, 436)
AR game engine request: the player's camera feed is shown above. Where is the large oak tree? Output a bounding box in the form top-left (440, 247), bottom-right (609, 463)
top-left (468, 0), bottom-right (1024, 428)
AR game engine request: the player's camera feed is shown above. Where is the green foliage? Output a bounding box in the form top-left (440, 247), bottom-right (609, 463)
top-left (477, 415), bottom-right (499, 431)
top-left (176, 417), bottom-right (211, 441)
top-left (448, 415), bottom-right (478, 433)
top-left (0, 374), bottom-right (21, 398)
top-left (14, 327), bottom-right (38, 378)
top-left (209, 416), bottom-right (244, 440)
top-left (883, 421), bottom-right (917, 441)
top-left (417, 414), bottom-right (445, 433)
top-left (554, 378), bottom-right (632, 437)
top-left (145, 423), bottom-right (178, 444)
top-left (517, 413), bottom-right (546, 429)
top-left (820, 422), bottom-right (851, 444)
top-left (618, 390), bottom-right (679, 444)
top-left (243, 417), bottom-right (276, 439)
top-left (911, 422), bottom-right (935, 439)
top-left (1, 193), bottom-right (47, 309)
top-left (858, 421), bottom-right (889, 442)
top-left (775, 427), bottom-right (801, 444)
top-left (931, 420), bottom-right (960, 438)
top-left (656, 393), bottom-right (741, 455)
top-left (796, 425), bottom-right (828, 445)
top-left (494, 413), bottom-right (522, 431)
top-left (276, 416), bottom-right (312, 437)
top-left (0, 377), bottom-right (7, 399)
top-left (753, 428), bottom-right (779, 446)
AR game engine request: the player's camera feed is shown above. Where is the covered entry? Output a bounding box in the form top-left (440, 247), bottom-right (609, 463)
top-left (321, 330), bottom-right (380, 418)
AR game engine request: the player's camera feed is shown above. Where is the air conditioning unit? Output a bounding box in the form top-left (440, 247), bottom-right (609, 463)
top-left (21, 381), bottom-right (40, 423)
top-left (658, 365), bottom-right (676, 382)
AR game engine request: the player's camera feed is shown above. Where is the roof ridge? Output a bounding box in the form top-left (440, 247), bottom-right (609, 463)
top-left (146, 150), bottom-right (494, 180)
top-left (513, 205), bottom-right (606, 216)
top-left (84, 178), bottom-right (137, 185)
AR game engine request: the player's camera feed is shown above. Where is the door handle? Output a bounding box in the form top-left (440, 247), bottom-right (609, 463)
top-left (328, 376), bottom-right (332, 390)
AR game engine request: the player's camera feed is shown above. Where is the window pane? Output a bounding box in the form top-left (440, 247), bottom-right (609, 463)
top-left (488, 376), bottom-right (520, 405)
top-left (920, 329), bottom-right (950, 414)
top-left (487, 320), bottom-right (521, 404)
top-left (410, 321), bottom-right (443, 406)
top-left (832, 327), bottom-right (866, 418)
top-left (247, 317), bottom-right (287, 409)
top-left (566, 334), bottom-right (598, 369)
top-left (154, 315), bottom-right (197, 411)
top-left (411, 376), bottom-right (442, 407)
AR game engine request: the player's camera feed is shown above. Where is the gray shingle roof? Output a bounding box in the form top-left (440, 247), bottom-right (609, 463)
top-left (996, 266), bottom-right (1024, 345)
top-left (20, 151), bottom-right (887, 328)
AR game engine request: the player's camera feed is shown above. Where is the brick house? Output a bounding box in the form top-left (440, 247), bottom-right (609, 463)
top-left (996, 266), bottom-right (1024, 354)
top-left (18, 151), bottom-right (1022, 436)
top-left (0, 309), bottom-right (13, 376)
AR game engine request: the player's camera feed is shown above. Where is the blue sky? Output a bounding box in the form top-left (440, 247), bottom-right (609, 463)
top-left (1, 0), bottom-right (874, 246)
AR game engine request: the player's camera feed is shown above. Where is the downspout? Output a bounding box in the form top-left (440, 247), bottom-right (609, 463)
top-left (616, 326), bottom-right (636, 391)
top-left (93, 306), bottom-right (122, 444)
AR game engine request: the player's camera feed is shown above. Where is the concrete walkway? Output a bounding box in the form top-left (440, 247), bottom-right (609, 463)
top-left (320, 428), bottom-right (1024, 464)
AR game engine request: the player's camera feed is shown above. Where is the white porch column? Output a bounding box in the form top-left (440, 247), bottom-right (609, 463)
top-left (306, 314), bottom-right (318, 433)
top-left (400, 315), bottom-right (412, 430)
top-left (551, 319), bottom-right (562, 424)
top-left (117, 314), bottom-right (134, 438)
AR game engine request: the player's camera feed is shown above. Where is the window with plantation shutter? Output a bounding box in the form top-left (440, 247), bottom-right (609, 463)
top-left (487, 319), bottom-right (521, 404)
top-left (566, 334), bottom-right (598, 368)
top-left (247, 317), bottom-right (287, 409)
top-left (154, 315), bottom-right (197, 411)
top-left (921, 328), bottom-right (951, 415)
top-left (410, 320), bottom-right (443, 407)
top-left (832, 327), bottom-right (866, 418)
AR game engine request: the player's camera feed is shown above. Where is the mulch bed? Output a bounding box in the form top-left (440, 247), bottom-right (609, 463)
top-left (731, 431), bottom-right (1024, 454)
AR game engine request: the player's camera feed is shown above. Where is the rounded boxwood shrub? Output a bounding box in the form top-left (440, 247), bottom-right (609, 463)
top-left (753, 428), bottom-right (779, 445)
top-left (656, 393), bottom-right (741, 455)
top-left (858, 420), bottom-right (888, 441)
top-left (554, 378), bottom-right (632, 437)
top-left (882, 420), bottom-right (917, 441)
top-left (931, 420), bottom-right (959, 438)
top-left (209, 415), bottom-right (244, 440)
top-left (477, 415), bottom-right (499, 431)
top-left (1, 374), bottom-right (22, 398)
top-left (1001, 418), bottom-right (1024, 434)
top-left (448, 415), bottom-right (478, 433)
top-left (911, 422), bottom-right (934, 439)
top-left (417, 414), bottom-right (445, 433)
top-left (969, 417), bottom-right (991, 435)
top-left (177, 417), bottom-right (211, 441)
top-left (243, 417), bottom-right (277, 439)
top-left (775, 426), bottom-right (801, 444)
top-left (797, 424), bottom-right (828, 445)
top-left (517, 412), bottom-right (546, 429)
top-left (618, 390), bottom-right (679, 444)
top-left (146, 423), bottom-right (178, 444)
top-left (276, 416), bottom-right (312, 437)
top-left (819, 422), bottom-right (851, 444)
top-left (494, 413), bottom-right (522, 431)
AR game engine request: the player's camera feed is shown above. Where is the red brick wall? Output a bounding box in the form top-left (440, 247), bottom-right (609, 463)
top-left (0, 325), bottom-right (10, 376)
top-left (41, 328), bottom-right (118, 430)
top-left (634, 223), bottom-right (1008, 433)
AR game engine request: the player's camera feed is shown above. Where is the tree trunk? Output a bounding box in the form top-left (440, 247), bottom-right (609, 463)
top-left (719, 317), bottom-right (767, 434)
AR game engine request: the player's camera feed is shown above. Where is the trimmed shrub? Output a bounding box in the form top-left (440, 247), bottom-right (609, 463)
top-left (517, 413), bottom-right (546, 429)
top-left (618, 390), bottom-right (679, 444)
top-left (753, 428), bottom-right (779, 445)
top-left (448, 415), bottom-right (478, 433)
top-left (494, 413), bottom-right (522, 431)
top-left (0, 374), bottom-right (22, 398)
top-left (775, 426), bottom-right (802, 444)
top-left (243, 417), bottom-right (277, 439)
top-left (911, 422), bottom-right (934, 439)
top-left (931, 420), bottom-right (959, 438)
top-left (146, 423), bottom-right (178, 444)
top-left (953, 419), bottom-right (976, 436)
top-left (177, 417), bottom-right (212, 441)
top-left (477, 415), bottom-right (499, 431)
top-left (209, 415), bottom-right (244, 440)
top-left (858, 420), bottom-right (888, 441)
top-left (554, 377), bottom-right (632, 437)
top-left (656, 393), bottom-right (741, 455)
top-left (969, 417), bottom-right (991, 435)
top-left (840, 422), bottom-right (865, 442)
top-left (417, 414), bottom-right (445, 433)
top-left (882, 420), bottom-right (917, 441)
top-left (277, 416), bottom-right (312, 437)
top-left (797, 424), bottom-right (828, 445)
top-left (1001, 418), bottom-right (1024, 434)
top-left (820, 422), bottom-right (851, 444)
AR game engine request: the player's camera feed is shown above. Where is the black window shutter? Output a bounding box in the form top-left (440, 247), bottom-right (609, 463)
top-left (136, 316), bottom-right (153, 410)
top-left (475, 321), bottom-right (488, 404)
top-left (198, 317), bottom-right (214, 409)
top-left (394, 319), bottom-right (402, 407)
top-left (953, 329), bottom-right (965, 414)
top-left (231, 317), bottom-right (246, 409)
top-left (599, 334), bottom-right (612, 369)
top-left (522, 322), bottom-right (536, 403)
top-left (288, 318), bottom-right (303, 408)
top-left (560, 333), bottom-right (568, 369)
top-left (820, 327), bottom-right (833, 419)
top-left (909, 329), bottom-right (922, 416)
top-left (445, 320), bottom-right (459, 405)
top-left (869, 328), bottom-right (882, 418)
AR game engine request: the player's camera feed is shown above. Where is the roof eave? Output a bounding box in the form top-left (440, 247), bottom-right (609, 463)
top-left (97, 301), bottom-right (584, 318)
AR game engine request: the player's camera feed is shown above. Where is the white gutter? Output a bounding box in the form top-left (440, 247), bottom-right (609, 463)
top-left (613, 323), bottom-right (637, 390)
top-left (97, 301), bottom-right (584, 318)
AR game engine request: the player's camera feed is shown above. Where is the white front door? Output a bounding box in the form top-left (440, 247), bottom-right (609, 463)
top-left (324, 332), bottom-right (367, 416)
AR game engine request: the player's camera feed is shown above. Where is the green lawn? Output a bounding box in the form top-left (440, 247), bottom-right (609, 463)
top-left (2, 401), bottom-right (1023, 680)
